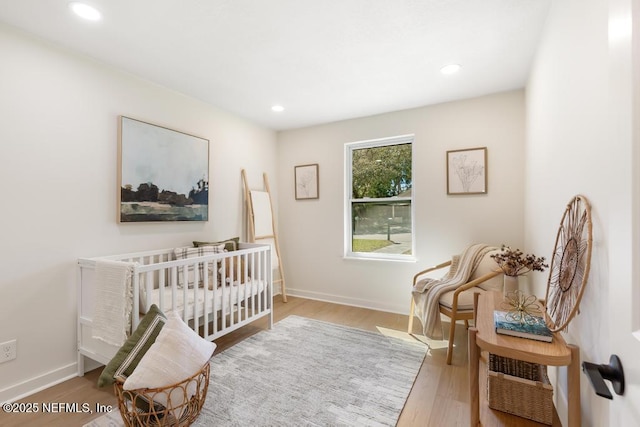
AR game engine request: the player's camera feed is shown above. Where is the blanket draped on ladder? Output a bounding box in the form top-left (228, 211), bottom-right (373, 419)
top-left (411, 243), bottom-right (494, 340)
top-left (92, 259), bottom-right (136, 347)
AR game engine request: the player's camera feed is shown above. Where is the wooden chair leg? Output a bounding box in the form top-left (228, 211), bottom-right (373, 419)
top-left (464, 319), bottom-right (469, 328)
top-left (446, 316), bottom-right (456, 365)
top-left (408, 298), bottom-right (415, 334)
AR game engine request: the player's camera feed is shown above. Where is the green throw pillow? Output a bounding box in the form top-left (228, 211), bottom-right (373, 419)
top-left (193, 236), bottom-right (239, 252)
top-left (97, 304), bottom-right (166, 388)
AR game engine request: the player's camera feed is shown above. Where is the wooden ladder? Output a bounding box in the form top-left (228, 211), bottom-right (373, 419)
top-left (241, 169), bottom-right (287, 302)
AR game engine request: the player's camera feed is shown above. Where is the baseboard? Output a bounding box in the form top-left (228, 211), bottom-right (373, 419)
top-left (0, 362), bottom-right (77, 404)
top-left (287, 288), bottom-right (407, 314)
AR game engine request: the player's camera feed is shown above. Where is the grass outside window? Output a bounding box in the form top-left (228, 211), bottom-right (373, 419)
top-left (352, 239), bottom-right (393, 252)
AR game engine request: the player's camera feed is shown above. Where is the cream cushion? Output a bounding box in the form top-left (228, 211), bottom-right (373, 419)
top-left (123, 311), bottom-right (216, 410)
top-left (438, 249), bottom-right (501, 311)
top-left (439, 288), bottom-right (486, 310)
top-left (470, 249), bottom-right (502, 290)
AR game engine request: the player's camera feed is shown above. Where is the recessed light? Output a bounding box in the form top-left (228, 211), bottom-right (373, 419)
top-left (440, 64), bottom-right (461, 75)
top-left (69, 2), bottom-right (102, 21)
top-left (271, 105), bottom-right (285, 112)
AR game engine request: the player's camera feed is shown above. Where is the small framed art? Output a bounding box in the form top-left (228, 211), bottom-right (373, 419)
top-left (294, 163), bottom-right (319, 200)
top-left (446, 147), bottom-right (487, 195)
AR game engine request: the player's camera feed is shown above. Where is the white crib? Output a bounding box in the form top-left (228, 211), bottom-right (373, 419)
top-left (77, 243), bottom-right (273, 375)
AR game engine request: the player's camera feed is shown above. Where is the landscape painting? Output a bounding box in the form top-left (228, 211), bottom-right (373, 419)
top-left (118, 116), bottom-right (209, 222)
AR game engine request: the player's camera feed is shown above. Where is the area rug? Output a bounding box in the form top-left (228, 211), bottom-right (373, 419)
top-left (84, 315), bottom-right (426, 427)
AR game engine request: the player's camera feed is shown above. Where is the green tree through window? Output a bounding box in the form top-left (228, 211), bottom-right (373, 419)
top-left (352, 144), bottom-right (412, 198)
top-left (346, 136), bottom-right (413, 259)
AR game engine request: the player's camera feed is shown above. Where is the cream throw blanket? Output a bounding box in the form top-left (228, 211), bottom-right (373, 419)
top-left (412, 244), bottom-right (494, 340)
top-left (92, 259), bottom-right (136, 347)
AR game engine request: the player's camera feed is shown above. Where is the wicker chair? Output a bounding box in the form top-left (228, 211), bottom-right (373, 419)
top-left (408, 248), bottom-right (503, 365)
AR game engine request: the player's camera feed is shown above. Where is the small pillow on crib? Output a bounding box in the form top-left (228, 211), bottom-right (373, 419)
top-left (193, 236), bottom-right (239, 252)
top-left (123, 311), bottom-right (216, 411)
top-left (173, 244), bottom-right (225, 288)
top-left (97, 304), bottom-right (166, 388)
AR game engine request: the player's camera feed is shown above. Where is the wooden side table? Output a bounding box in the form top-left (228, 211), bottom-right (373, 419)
top-left (468, 290), bottom-right (581, 426)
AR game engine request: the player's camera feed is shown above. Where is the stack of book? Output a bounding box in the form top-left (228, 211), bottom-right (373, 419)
top-left (493, 310), bottom-right (553, 342)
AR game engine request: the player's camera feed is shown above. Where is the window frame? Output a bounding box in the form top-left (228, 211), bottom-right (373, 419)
top-left (344, 134), bottom-right (415, 262)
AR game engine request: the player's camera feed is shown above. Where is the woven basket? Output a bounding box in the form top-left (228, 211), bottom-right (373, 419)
top-left (487, 363), bottom-right (553, 425)
top-left (488, 353), bottom-right (541, 381)
top-left (114, 362), bottom-right (210, 427)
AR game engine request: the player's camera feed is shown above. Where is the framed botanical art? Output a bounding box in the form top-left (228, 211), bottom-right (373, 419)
top-left (446, 147), bottom-right (487, 195)
top-left (294, 163), bottom-right (319, 200)
top-left (118, 116), bottom-right (210, 222)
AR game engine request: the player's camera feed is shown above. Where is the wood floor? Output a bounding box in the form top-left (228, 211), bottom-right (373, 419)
top-left (1, 296), bottom-right (474, 427)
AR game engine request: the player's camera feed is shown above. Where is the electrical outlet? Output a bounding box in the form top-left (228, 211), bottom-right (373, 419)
top-left (0, 339), bottom-right (16, 363)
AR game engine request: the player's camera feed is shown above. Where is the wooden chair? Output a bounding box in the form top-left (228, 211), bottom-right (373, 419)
top-left (408, 250), bottom-right (503, 365)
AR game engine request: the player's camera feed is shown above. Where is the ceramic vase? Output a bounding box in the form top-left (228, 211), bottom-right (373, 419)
top-left (503, 275), bottom-right (520, 297)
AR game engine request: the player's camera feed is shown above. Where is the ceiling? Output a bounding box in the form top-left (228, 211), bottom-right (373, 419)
top-left (0, 0), bottom-right (551, 131)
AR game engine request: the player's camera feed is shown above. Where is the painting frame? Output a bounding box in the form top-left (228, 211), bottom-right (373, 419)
top-left (294, 163), bottom-right (319, 200)
top-left (446, 147), bottom-right (487, 195)
top-left (118, 116), bottom-right (210, 223)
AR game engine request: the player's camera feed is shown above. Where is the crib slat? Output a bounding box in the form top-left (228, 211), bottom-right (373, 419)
top-left (157, 266), bottom-right (165, 313)
top-left (132, 271), bottom-right (140, 331)
top-left (259, 249), bottom-right (265, 314)
top-left (182, 265), bottom-right (189, 321)
top-left (203, 259), bottom-right (209, 338)
top-left (170, 266), bottom-right (177, 313)
top-left (213, 270), bottom-right (219, 336)
top-left (243, 253), bottom-right (250, 321)
top-left (192, 260), bottom-right (199, 333)
top-left (253, 252), bottom-right (259, 315)
top-left (235, 254), bottom-right (242, 323)
top-left (256, 251), bottom-right (262, 314)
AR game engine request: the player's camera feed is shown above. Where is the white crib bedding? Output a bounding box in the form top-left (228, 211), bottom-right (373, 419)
top-left (141, 280), bottom-right (266, 319)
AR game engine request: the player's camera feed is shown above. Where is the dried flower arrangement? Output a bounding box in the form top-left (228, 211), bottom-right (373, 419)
top-left (491, 245), bottom-right (549, 277)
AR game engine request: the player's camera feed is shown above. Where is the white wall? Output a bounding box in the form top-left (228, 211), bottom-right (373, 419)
top-left (0, 24), bottom-right (277, 402)
top-left (526, 0), bottom-right (638, 425)
top-left (276, 91), bottom-right (526, 313)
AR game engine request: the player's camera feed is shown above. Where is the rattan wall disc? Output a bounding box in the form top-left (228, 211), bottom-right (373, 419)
top-left (544, 195), bottom-right (593, 332)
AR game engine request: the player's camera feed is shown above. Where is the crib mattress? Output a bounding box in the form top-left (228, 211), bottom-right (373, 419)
top-left (143, 280), bottom-right (266, 319)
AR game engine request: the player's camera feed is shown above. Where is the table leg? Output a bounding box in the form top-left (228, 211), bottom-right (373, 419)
top-left (468, 327), bottom-right (479, 427)
top-left (567, 344), bottom-right (581, 427)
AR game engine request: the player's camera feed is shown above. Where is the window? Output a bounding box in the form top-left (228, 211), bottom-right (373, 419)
top-left (345, 135), bottom-right (413, 260)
